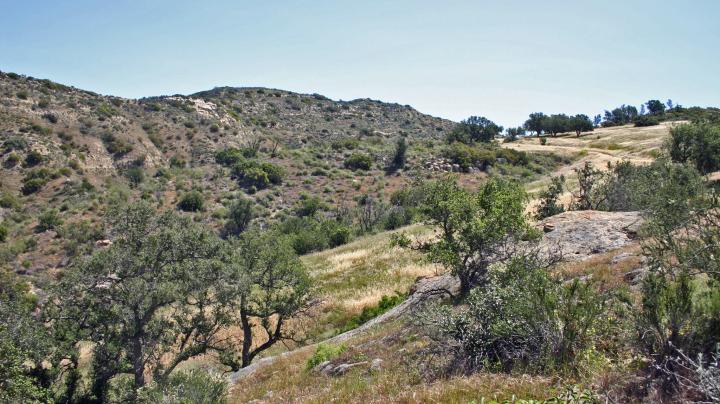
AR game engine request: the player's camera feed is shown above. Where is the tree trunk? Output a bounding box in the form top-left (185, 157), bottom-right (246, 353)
top-left (457, 272), bottom-right (472, 300)
top-left (240, 309), bottom-right (253, 368)
top-left (132, 338), bottom-right (145, 388)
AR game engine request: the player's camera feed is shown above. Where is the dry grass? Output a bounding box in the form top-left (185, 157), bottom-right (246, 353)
top-left (303, 224), bottom-right (437, 309)
top-left (505, 123), bottom-right (674, 195)
top-left (229, 321), bottom-right (568, 403)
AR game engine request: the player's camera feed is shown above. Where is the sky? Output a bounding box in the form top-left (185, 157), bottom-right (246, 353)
top-left (1, 0), bottom-right (719, 127)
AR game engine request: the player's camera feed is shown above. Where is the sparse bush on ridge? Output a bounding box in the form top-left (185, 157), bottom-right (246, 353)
top-left (344, 152), bottom-right (374, 170)
top-left (177, 190), bottom-right (204, 211)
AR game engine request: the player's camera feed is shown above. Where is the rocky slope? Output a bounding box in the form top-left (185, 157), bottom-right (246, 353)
top-left (0, 71), bottom-right (456, 280)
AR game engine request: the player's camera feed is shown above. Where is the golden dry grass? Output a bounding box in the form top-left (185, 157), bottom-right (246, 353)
top-left (229, 321), bottom-right (568, 404)
top-left (505, 122), bottom-right (675, 195)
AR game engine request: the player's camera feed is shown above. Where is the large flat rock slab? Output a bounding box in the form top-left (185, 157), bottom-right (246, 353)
top-left (539, 210), bottom-right (642, 261)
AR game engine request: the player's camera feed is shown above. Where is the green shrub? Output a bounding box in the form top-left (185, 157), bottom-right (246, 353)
top-left (571, 159), bottom-right (704, 213)
top-left (30, 124), bottom-right (51, 135)
top-left (0, 191), bottom-right (19, 209)
top-left (3, 137), bottom-right (28, 152)
top-left (343, 153), bottom-right (374, 170)
top-left (124, 167), bottom-right (144, 186)
top-left (36, 209), bottom-right (63, 233)
top-left (4, 153), bottom-right (20, 168)
top-left (21, 169), bottom-right (56, 195)
top-left (383, 206), bottom-right (413, 230)
top-left (390, 137), bottom-right (407, 170)
top-left (177, 191), bottom-right (204, 212)
top-left (535, 175), bottom-right (565, 220)
top-left (0, 223), bottom-right (7, 242)
top-left (443, 142), bottom-right (494, 171)
top-left (331, 138), bottom-right (359, 150)
top-left (340, 293), bottom-right (405, 333)
top-left (169, 155), bottom-right (185, 168)
top-left (101, 133), bottom-right (133, 157)
top-left (23, 151), bottom-right (43, 167)
top-left (231, 160), bottom-right (283, 190)
top-left (137, 370), bottom-right (227, 404)
top-left (327, 224), bottom-right (351, 247)
top-left (294, 195), bottom-right (326, 217)
top-left (306, 344), bottom-right (347, 370)
top-left (215, 147), bottom-right (257, 165)
top-left (21, 178), bottom-right (46, 195)
top-left (222, 197), bottom-right (253, 237)
top-left (96, 103), bottom-right (118, 119)
top-left (634, 115), bottom-right (660, 127)
top-left (667, 122), bottom-right (720, 174)
top-left (427, 256), bottom-right (622, 374)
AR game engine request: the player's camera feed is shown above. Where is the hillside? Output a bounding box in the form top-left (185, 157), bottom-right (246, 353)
top-left (0, 72), bottom-right (458, 281)
top-left (5, 71), bottom-right (717, 403)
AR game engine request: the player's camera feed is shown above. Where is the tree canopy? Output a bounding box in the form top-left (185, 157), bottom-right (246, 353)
top-left (447, 116), bottom-right (504, 144)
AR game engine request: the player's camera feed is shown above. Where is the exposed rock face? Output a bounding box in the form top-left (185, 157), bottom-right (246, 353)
top-left (539, 210), bottom-right (643, 261)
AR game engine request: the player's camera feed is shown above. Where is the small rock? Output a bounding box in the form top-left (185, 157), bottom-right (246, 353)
top-left (313, 360), bottom-right (332, 374)
top-left (611, 252), bottom-right (633, 265)
top-left (543, 223), bottom-right (555, 233)
top-left (624, 267), bottom-right (648, 284)
top-left (370, 358), bottom-right (383, 372)
top-left (330, 361), bottom-right (367, 376)
top-left (96, 239), bottom-right (113, 247)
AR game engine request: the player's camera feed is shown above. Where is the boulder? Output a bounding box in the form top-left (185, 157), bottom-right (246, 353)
top-left (539, 211), bottom-right (643, 261)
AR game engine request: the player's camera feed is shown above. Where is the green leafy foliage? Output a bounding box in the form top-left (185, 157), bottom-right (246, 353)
top-left (571, 159), bottom-right (704, 213)
top-left (23, 150), bottom-right (43, 167)
top-left (220, 229), bottom-right (311, 370)
top-left (447, 116), bottom-right (503, 144)
top-left (306, 344), bottom-right (347, 370)
top-left (535, 175), bottom-right (565, 220)
top-left (443, 142), bottom-right (529, 172)
top-left (21, 168), bottom-right (56, 195)
top-left (634, 115), bottom-right (660, 127)
top-left (50, 202), bottom-right (229, 398)
top-left (177, 190), bottom-right (205, 212)
top-left (277, 216), bottom-right (351, 254)
top-left (101, 133), bottom-right (133, 157)
top-left (137, 370), bottom-right (227, 404)
top-left (667, 121), bottom-right (720, 174)
top-left (339, 293), bottom-right (405, 333)
top-left (36, 208), bottom-right (63, 232)
top-left (0, 270), bottom-right (52, 403)
top-left (344, 152), bottom-right (374, 170)
top-left (390, 137), bottom-right (407, 170)
top-left (398, 176), bottom-right (536, 296)
top-left (426, 256), bottom-right (625, 374)
top-left (222, 197), bottom-right (254, 237)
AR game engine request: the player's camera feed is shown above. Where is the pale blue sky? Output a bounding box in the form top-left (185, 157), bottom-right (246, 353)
top-left (1, 0), bottom-right (718, 126)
